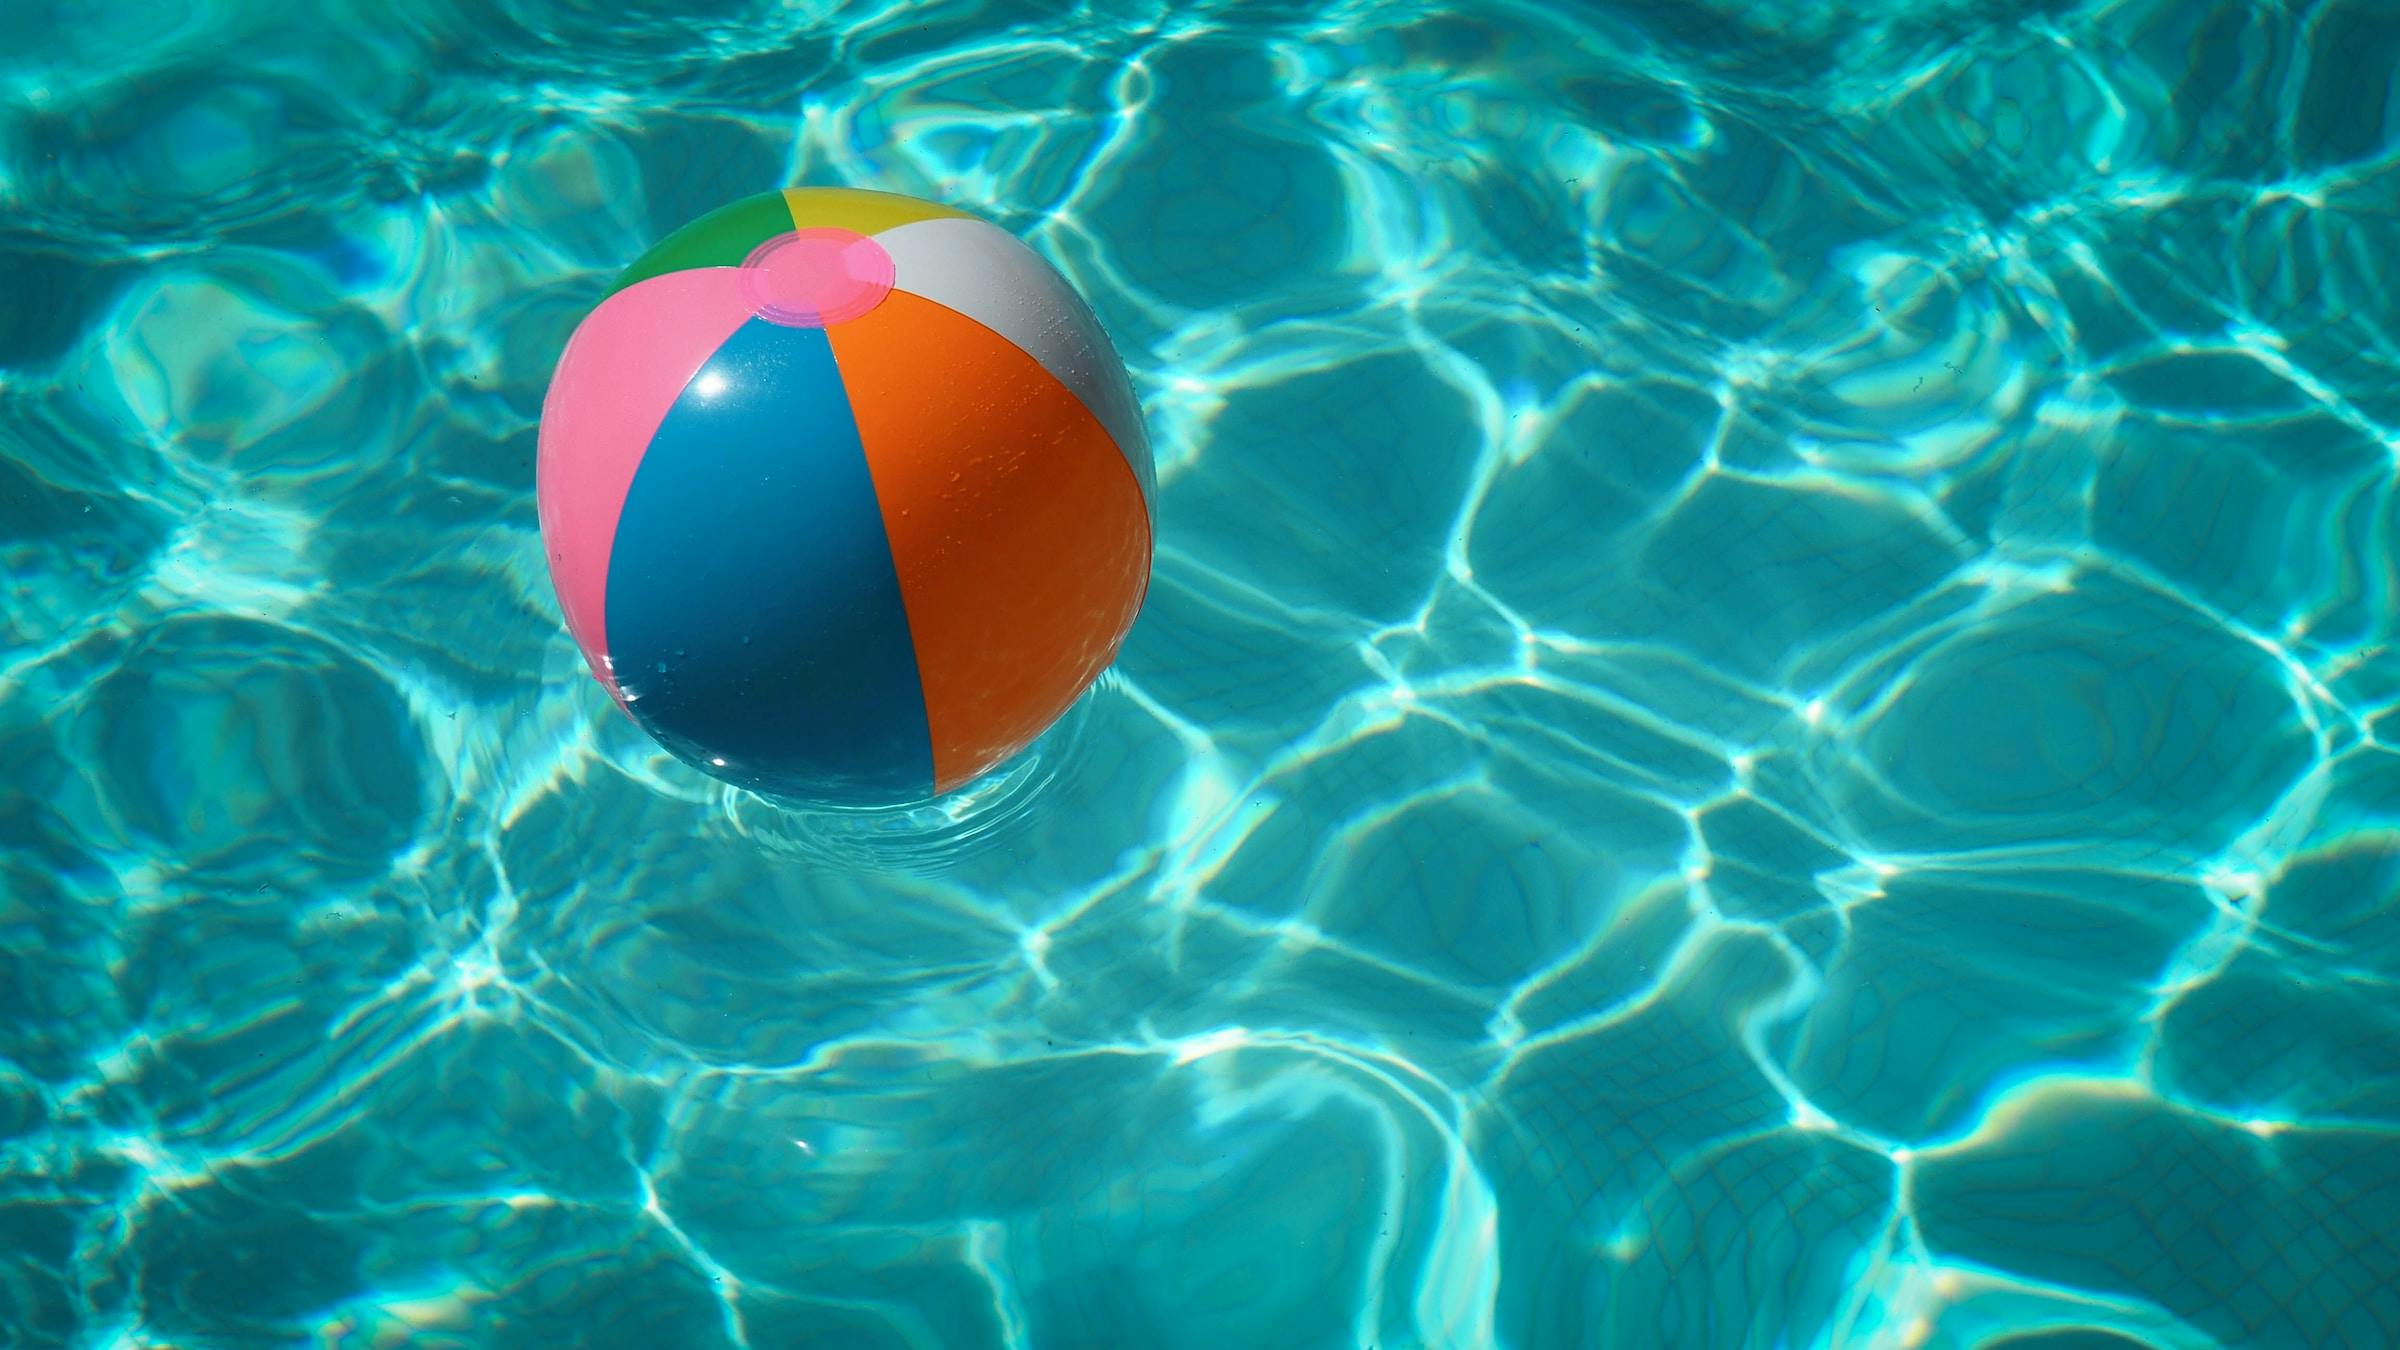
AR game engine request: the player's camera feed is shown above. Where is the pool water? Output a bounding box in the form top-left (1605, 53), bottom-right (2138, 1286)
top-left (5, 0), bottom-right (2400, 1345)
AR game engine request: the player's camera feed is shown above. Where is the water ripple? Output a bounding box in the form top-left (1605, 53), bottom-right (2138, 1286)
top-left (5, 0), bottom-right (2400, 1346)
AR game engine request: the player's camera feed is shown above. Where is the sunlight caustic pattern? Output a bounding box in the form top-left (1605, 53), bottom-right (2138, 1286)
top-left (3, 0), bottom-right (2400, 1345)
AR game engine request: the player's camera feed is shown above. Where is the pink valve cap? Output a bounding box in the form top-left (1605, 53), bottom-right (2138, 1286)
top-left (739, 228), bottom-right (896, 328)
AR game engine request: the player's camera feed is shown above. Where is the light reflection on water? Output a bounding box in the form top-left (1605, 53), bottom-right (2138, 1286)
top-left (3, 0), bottom-right (2399, 1345)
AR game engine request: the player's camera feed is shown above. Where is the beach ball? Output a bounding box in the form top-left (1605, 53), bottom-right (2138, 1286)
top-left (536, 187), bottom-right (1154, 805)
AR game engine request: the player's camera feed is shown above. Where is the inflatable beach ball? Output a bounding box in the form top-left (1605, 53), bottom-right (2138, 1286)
top-left (536, 187), bottom-right (1154, 805)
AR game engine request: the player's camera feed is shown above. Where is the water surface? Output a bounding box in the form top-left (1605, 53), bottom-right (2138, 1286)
top-left (4, 0), bottom-right (2399, 1345)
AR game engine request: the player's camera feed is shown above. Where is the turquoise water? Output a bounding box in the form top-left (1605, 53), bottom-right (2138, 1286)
top-left (5, 0), bottom-right (2400, 1345)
